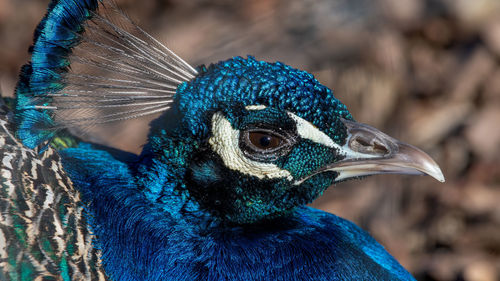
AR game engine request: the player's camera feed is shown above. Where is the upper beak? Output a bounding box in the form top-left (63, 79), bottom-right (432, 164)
top-left (295, 119), bottom-right (445, 184)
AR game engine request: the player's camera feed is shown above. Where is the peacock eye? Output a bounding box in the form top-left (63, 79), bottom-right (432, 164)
top-left (240, 128), bottom-right (293, 161)
top-left (248, 131), bottom-right (282, 150)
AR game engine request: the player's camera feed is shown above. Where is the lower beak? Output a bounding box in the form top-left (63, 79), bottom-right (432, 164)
top-left (295, 119), bottom-right (444, 184)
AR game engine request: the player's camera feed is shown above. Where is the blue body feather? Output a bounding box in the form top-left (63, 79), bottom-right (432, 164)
top-left (10, 0), bottom-right (422, 280)
top-left (61, 144), bottom-right (414, 281)
top-left (54, 55), bottom-right (416, 279)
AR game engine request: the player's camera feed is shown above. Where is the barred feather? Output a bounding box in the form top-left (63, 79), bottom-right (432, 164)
top-left (0, 113), bottom-right (108, 280)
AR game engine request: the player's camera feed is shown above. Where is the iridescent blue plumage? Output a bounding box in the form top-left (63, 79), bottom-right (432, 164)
top-left (4, 0), bottom-right (446, 280)
top-left (56, 57), bottom-right (418, 280)
top-left (60, 143), bottom-right (413, 280)
top-left (15, 0), bottom-right (99, 148)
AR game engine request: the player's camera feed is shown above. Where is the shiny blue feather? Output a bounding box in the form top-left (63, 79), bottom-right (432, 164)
top-left (15, 0), bottom-right (195, 149)
top-left (61, 143), bottom-right (415, 281)
top-left (15, 0), bottom-right (100, 148)
top-left (7, 0), bottom-right (430, 280)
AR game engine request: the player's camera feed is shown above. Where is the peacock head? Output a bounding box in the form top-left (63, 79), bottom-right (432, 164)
top-left (144, 56), bottom-right (444, 224)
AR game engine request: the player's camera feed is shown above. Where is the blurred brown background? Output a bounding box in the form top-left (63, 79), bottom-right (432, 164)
top-left (1, 0), bottom-right (500, 280)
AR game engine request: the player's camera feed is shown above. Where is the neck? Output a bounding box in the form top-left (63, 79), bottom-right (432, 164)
top-left (63, 140), bottom-right (316, 280)
top-left (134, 134), bottom-right (219, 225)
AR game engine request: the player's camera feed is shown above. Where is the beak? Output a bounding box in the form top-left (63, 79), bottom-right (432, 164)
top-left (294, 119), bottom-right (445, 185)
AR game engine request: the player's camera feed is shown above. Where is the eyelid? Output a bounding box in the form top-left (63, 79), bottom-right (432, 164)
top-left (243, 124), bottom-right (293, 139)
top-left (246, 128), bottom-right (287, 140)
top-left (244, 129), bottom-right (290, 148)
top-left (248, 131), bottom-right (282, 149)
top-left (239, 128), bottom-right (295, 161)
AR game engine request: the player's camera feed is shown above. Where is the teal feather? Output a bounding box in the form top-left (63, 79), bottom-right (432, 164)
top-left (15, 0), bottom-right (196, 149)
top-left (2, 0), bottom-right (444, 280)
top-left (15, 0), bottom-right (100, 148)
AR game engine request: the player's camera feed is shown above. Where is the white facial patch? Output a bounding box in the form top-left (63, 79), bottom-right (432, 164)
top-left (287, 112), bottom-right (339, 149)
top-left (245, 105), bottom-right (267, 111)
top-left (208, 112), bottom-right (293, 181)
top-left (287, 112), bottom-right (379, 160)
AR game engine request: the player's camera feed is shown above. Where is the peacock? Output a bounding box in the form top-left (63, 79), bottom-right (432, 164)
top-left (1, 0), bottom-right (444, 280)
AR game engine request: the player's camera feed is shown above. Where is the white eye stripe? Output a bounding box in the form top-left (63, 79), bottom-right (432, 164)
top-left (209, 108), bottom-right (358, 183)
top-left (242, 107), bottom-right (344, 152)
top-left (287, 113), bottom-right (376, 160)
top-left (245, 105), bottom-right (267, 111)
top-left (209, 112), bottom-right (293, 180)
top-left (286, 112), bottom-right (340, 149)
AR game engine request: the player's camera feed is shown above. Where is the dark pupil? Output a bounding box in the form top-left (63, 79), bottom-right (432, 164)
top-left (248, 132), bottom-right (282, 150)
top-left (259, 135), bottom-right (272, 147)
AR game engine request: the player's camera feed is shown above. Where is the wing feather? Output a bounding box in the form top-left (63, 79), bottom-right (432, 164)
top-left (0, 110), bottom-right (108, 280)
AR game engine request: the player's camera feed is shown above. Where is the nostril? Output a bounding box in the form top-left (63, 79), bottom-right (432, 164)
top-left (355, 136), bottom-right (371, 147)
top-left (350, 135), bottom-right (389, 155)
top-left (373, 141), bottom-right (389, 154)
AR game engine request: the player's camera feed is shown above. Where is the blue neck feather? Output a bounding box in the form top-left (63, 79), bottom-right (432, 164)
top-left (59, 106), bottom-right (415, 280)
top-left (16, 0), bottom-right (417, 279)
top-left (61, 141), bottom-right (414, 281)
